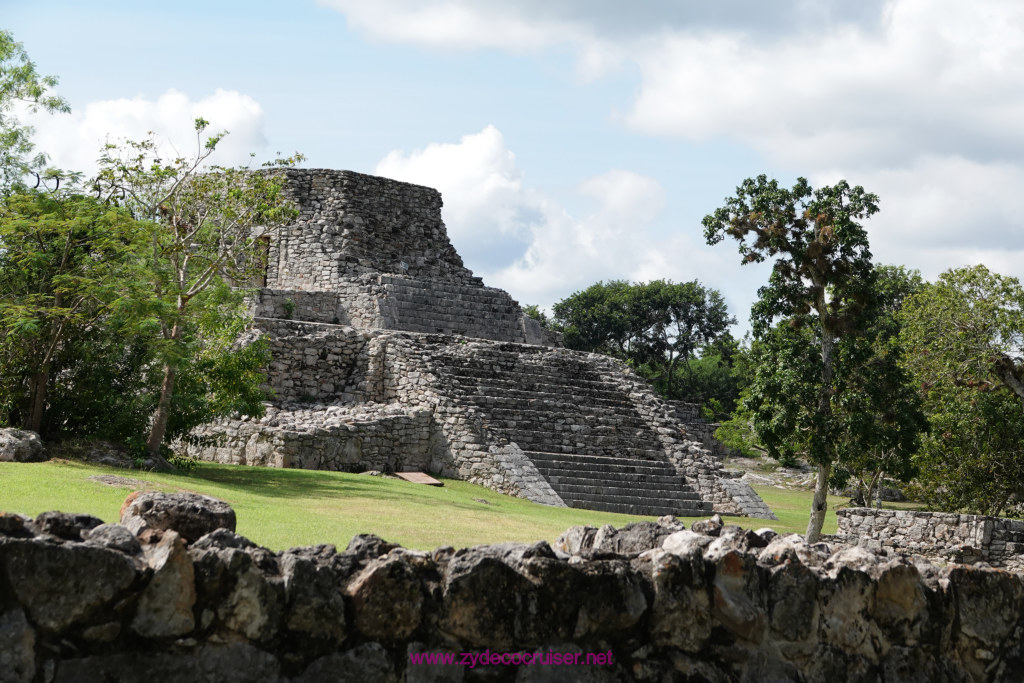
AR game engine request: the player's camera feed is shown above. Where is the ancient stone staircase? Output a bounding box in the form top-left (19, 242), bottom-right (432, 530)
top-left (527, 452), bottom-right (709, 516)
top-left (426, 342), bottom-right (713, 515)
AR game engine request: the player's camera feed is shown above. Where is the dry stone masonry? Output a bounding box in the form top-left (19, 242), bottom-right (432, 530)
top-left (837, 507), bottom-right (1024, 571)
top-left (186, 169), bottom-right (772, 519)
top-left (3, 494), bottom-right (1024, 682)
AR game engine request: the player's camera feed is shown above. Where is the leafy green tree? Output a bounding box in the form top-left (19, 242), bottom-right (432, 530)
top-left (94, 119), bottom-right (299, 467)
top-left (904, 385), bottom-right (1024, 516)
top-left (900, 265), bottom-right (1024, 405)
top-left (0, 30), bottom-right (69, 192)
top-left (899, 265), bottom-right (1024, 514)
top-left (703, 175), bottom-right (881, 541)
top-left (0, 190), bottom-right (141, 432)
top-left (671, 335), bottom-right (751, 418)
top-left (552, 279), bottom-right (735, 400)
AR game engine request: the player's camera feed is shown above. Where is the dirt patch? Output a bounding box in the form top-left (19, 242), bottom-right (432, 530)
top-left (88, 475), bottom-right (149, 489)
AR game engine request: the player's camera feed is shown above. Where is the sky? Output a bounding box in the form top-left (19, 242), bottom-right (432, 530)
top-left (5, 0), bottom-right (1024, 337)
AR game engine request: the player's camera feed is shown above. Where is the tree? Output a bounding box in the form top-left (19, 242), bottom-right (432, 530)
top-left (900, 265), bottom-right (1024, 405)
top-left (94, 119), bottom-right (299, 467)
top-left (0, 30), bottom-right (69, 192)
top-left (899, 265), bottom-right (1024, 514)
top-left (829, 265), bottom-right (926, 506)
top-left (703, 175), bottom-right (880, 541)
top-left (0, 190), bottom-right (141, 432)
top-left (552, 279), bottom-right (735, 400)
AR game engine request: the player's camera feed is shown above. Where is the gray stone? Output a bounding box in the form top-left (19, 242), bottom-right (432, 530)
top-left (0, 609), bottom-right (34, 683)
top-left (120, 491), bottom-right (236, 544)
top-left (131, 530), bottom-right (196, 638)
top-left (52, 644), bottom-right (281, 683)
top-left (297, 643), bottom-right (397, 683)
top-left (1, 539), bottom-right (136, 632)
top-left (347, 553), bottom-right (423, 641)
top-left (0, 429), bottom-right (43, 463)
top-left (32, 511), bottom-right (103, 541)
top-left (84, 523), bottom-right (142, 555)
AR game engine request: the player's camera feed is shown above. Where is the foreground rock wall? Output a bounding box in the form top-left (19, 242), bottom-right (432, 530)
top-left (2, 497), bottom-right (1023, 683)
top-left (837, 507), bottom-right (1024, 571)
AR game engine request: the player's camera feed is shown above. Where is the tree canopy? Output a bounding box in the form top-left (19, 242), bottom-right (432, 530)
top-left (552, 278), bottom-right (735, 401)
top-left (0, 29), bottom-right (69, 192)
top-left (899, 265), bottom-right (1024, 515)
top-left (93, 119), bottom-right (299, 466)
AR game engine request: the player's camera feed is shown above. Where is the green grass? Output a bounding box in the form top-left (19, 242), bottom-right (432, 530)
top-left (0, 460), bottom-right (908, 551)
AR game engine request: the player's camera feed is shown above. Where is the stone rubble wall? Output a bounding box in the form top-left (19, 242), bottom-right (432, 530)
top-left (257, 319), bottom-right (372, 403)
top-left (3, 501), bottom-right (1023, 683)
top-left (837, 507), bottom-right (1024, 571)
top-left (666, 400), bottom-right (732, 459)
top-left (182, 403), bottom-right (444, 475)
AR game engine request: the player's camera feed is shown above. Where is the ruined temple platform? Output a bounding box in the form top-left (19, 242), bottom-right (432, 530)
top-left (185, 169), bottom-right (774, 520)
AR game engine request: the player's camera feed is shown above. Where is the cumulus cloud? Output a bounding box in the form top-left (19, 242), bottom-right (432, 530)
top-left (817, 156), bottom-right (1024, 278)
top-left (319, 0), bottom-right (886, 50)
top-left (375, 126), bottom-right (688, 307)
top-left (26, 88), bottom-right (268, 176)
top-left (339, 0), bottom-right (1024, 291)
top-left (622, 0), bottom-right (1024, 170)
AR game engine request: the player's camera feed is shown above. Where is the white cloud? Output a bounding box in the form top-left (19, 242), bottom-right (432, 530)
top-left (375, 126), bottom-right (682, 307)
top-left (623, 0), bottom-right (1024, 170)
top-left (348, 1), bottom-right (1024, 307)
top-left (27, 88), bottom-right (267, 176)
top-left (819, 156), bottom-right (1024, 278)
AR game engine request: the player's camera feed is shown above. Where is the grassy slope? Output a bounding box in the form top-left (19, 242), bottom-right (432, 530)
top-left (0, 460), bottom-right (851, 551)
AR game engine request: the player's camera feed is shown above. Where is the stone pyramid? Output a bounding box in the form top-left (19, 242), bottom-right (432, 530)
top-left (186, 169), bottom-right (774, 519)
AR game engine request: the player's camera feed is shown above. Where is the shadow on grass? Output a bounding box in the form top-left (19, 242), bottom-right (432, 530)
top-left (170, 464), bottom-right (507, 514)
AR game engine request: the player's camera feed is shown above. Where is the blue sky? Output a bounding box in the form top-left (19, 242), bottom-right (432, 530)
top-left (5, 1), bottom-right (1023, 336)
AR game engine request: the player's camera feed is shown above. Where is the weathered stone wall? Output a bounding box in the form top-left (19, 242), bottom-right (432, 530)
top-left (666, 400), bottom-right (732, 459)
top-left (267, 169), bottom-right (480, 291)
top-left (3, 499), bottom-right (1024, 683)
top-left (837, 507), bottom-right (1024, 571)
top-left (182, 403), bottom-right (445, 475)
top-left (258, 319), bottom-right (372, 403)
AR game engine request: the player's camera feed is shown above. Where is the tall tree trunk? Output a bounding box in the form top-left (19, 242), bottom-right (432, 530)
top-left (806, 462), bottom-right (831, 542)
top-left (808, 288), bottom-right (837, 542)
top-left (144, 362), bottom-right (177, 471)
top-left (26, 367), bottom-right (48, 434)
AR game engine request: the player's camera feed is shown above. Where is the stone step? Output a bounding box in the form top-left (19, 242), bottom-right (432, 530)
top-left (441, 364), bottom-right (624, 387)
top-left (541, 471), bottom-right (696, 488)
top-left (526, 451), bottom-right (674, 470)
top-left (497, 427), bottom-right (661, 447)
top-left (524, 446), bottom-right (667, 462)
top-left (559, 491), bottom-right (706, 510)
top-left (558, 497), bottom-right (708, 517)
top-left (553, 483), bottom-right (703, 502)
top-left (523, 450), bottom-right (709, 517)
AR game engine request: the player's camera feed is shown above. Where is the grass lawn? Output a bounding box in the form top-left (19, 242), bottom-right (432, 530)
top-left (0, 460), bottom-right (903, 551)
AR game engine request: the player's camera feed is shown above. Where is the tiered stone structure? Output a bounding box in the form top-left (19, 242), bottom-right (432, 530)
top-left (186, 169), bottom-right (773, 519)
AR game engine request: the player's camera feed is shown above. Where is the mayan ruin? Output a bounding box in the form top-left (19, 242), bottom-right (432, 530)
top-left (184, 169), bottom-right (774, 520)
